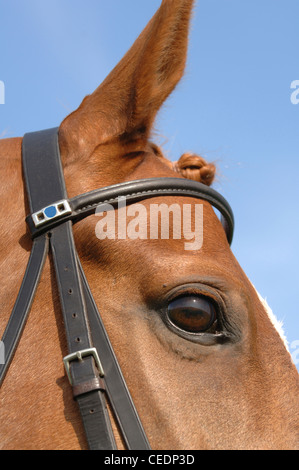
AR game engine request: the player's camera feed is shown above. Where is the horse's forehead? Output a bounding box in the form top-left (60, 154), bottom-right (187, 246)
top-left (82, 221), bottom-right (235, 294)
top-left (81, 194), bottom-right (228, 251)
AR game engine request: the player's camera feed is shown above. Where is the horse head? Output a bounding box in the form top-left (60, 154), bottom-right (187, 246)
top-left (0, 0), bottom-right (298, 450)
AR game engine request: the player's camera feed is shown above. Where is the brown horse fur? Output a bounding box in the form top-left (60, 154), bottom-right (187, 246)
top-left (0, 0), bottom-right (298, 450)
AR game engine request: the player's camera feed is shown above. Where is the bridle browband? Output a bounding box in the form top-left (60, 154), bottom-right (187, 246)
top-left (0, 127), bottom-right (234, 450)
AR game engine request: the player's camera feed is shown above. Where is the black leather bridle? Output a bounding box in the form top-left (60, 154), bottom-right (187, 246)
top-left (0, 127), bottom-right (234, 450)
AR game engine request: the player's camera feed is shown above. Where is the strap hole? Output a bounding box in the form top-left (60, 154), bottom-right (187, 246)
top-left (68, 288), bottom-right (73, 295)
top-left (89, 409), bottom-right (95, 414)
top-left (75, 337), bottom-right (81, 343)
top-left (72, 313), bottom-right (77, 319)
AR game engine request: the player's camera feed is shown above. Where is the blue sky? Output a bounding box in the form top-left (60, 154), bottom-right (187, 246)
top-left (1, 0), bottom-right (298, 366)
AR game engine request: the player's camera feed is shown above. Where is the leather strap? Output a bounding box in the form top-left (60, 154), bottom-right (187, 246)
top-left (22, 128), bottom-right (120, 450)
top-left (77, 257), bottom-right (152, 449)
top-left (50, 222), bottom-right (117, 450)
top-left (26, 177), bottom-right (234, 245)
top-left (22, 128), bottom-right (67, 213)
top-left (0, 235), bottom-right (49, 386)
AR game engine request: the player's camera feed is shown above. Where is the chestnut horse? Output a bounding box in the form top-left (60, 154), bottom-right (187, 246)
top-left (0, 0), bottom-right (298, 450)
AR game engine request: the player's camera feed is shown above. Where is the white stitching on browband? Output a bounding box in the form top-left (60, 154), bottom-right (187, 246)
top-left (75, 188), bottom-right (215, 214)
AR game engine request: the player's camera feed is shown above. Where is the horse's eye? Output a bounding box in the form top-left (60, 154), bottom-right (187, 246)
top-left (167, 295), bottom-right (216, 333)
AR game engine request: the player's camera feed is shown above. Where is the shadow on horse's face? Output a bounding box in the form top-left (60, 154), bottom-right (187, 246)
top-left (0, 0), bottom-right (298, 450)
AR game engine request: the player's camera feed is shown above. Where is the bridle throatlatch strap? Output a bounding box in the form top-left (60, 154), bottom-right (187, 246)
top-left (0, 127), bottom-right (234, 450)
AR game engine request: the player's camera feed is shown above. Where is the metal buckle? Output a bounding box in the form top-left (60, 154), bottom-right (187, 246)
top-left (32, 199), bottom-right (72, 228)
top-left (63, 348), bottom-right (104, 386)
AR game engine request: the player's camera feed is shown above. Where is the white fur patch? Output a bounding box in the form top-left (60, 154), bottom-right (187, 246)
top-left (253, 285), bottom-right (289, 352)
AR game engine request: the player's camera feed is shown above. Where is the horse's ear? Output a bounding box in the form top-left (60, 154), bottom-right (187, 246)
top-left (60, 0), bottom-right (195, 161)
